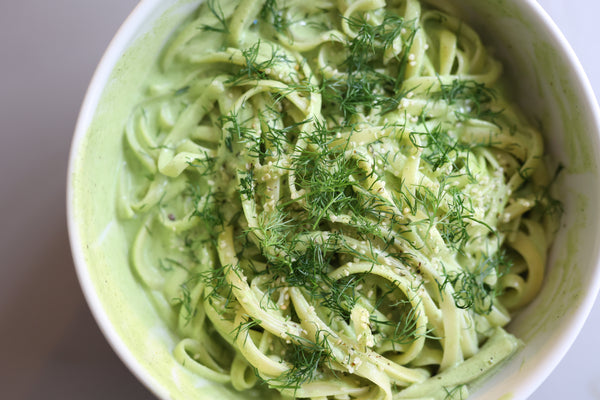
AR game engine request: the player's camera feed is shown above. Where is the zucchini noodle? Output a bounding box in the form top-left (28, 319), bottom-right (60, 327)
top-left (117, 0), bottom-right (561, 398)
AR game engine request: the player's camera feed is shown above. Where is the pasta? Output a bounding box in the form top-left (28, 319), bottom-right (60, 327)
top-left (117, 0), bottom-right (561, 398)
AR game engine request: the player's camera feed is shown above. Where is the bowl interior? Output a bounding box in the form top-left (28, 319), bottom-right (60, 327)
top-left (68, 0), bottom-right (600, 399)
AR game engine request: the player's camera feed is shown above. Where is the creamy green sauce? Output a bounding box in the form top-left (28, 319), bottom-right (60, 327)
top-left (72, 3), bottom-right (263, 398)
top-left (114, 0), bottom-right (560, 397)
top-left (70, 0), bottom-right (596, 399)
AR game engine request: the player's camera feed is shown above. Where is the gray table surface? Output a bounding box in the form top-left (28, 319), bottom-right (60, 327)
top-left (1, 0), bottom-right (598, 398)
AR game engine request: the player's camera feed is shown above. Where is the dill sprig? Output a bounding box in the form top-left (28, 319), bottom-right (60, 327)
top-left (321, 14), bottom-right (418, 120)
top-left (238, 169), bottom-right (256, 200)
top-left (219, 111), bottom-right (247, 153)
top-left (291, 122), bottom-right (367, 228)
top-left (200, 263), bottom-right (238, 311)
top-left (402, 177), bottom-right (495, 254)
top-left (200, 0), bottom-right (229, 34)
top-left (271, 332), bottom-right (332, 390)
top-left (408, 116), bottom-right (477, 175)
top-left (159, 257), bottom-right (190, 272)
top-left (318, 273), bottom-right (364, 321)
top-left (190, 185), bottom-right (225, 237)
top-left (259, 0), bottom-right (290, 33)
top-left (534, 163), bottom-right (564, 218)
top-left (287, 238), bottom-right (335, 288)
top-left (172, 283), bottom-right (195, 324)
top-left (436, 79), bottom-right (503, 122)
top-left (226, 40), bottom-right (292, 85)
top-left (294, 152), bottom-right (361, 228)
top-left (370, 295), bottom-right (425, 347)
top-left (437, 186), bottom-right (477, 250)
top-left (256, 231), bottom-right (338, 294)
top-left (438, 251), bottom-right (512, 314)
top-left (231, 316), bottom-right (263, 343)
top-left (187, 151), bottom-right (217, 176)
top-left (241, 107), bottom-right (308, 162)
top-left (171, 274), bottom-right (203, 325)
top-left (443, 384), bottom-right (468, 400)
top-left (243, 209), bottom-right (299, 280)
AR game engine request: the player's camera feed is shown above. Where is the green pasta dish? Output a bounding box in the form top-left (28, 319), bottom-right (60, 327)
top-left (117, 0), bottom-right (561, 398)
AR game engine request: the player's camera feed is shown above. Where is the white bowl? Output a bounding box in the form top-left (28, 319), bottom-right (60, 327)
top-left (67, 0), bottom-right (600, 399)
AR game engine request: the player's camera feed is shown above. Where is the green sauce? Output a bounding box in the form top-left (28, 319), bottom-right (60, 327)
top-left (74, 0), bottom-right (561, 398)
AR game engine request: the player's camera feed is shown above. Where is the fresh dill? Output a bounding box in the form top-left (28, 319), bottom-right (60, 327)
top-left (370, 295), bottom-right (425, 347)
top-left (238, 169), bottom-right (256, 200)
top-left (401, 180), bottom-right (476, 253)
top-left (259, 0), bottom-right (290, 33)
top-left (219, 111), bottom-right (255, 153)
top-left (171, 275), bottom-right (202, 326)
top-left (273, 332), bottom-right (332, 390)
top-left (200, 263), bottom-right (237, 310)
top-left (320, 14), bottom-right (418, 120)
top-left (443, 384), bottom-right (468, 400)
top-left (534, 163), bottom-right (564, 218)
top-left (408, 116), bottom-right (477, 175)
top-left (120, 0), bottom-right (562, 395)
top-left (186, 151), bottom-right (217, 176)
top-left (436, 78), bottom-right (503, 122)
top-left (438, 251), bottom-right (512, 314)
top-left (159, 257), bottom-right (190, 272)
top-left (318, 273), bottom-right (362, 321)
top-left (189, 185), bottom-right (225, 236)
top-left (231, 316), bottom-right (263, 343)
top-left (200, 0), bottom-right (229, 34)
top-left (225, 40), bottom-right (292, 85)
top-left (290, 122), bottom-right (367, 228)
